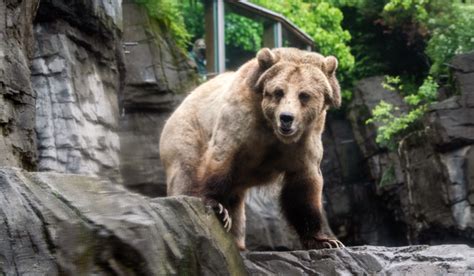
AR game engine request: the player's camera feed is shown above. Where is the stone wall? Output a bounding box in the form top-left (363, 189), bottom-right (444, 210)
top-left (32, 0), bottom-right (123, 182)
top-left (345, 52), bottom-right (474, 246)
top-left (119, 0), bottom-right (197, 196)
top-left (322, 113), bottom-right (408, 246)
top-left (0, 0), bottom-right (39, 169)
top-left (397, 52), bottom-right (474, 244)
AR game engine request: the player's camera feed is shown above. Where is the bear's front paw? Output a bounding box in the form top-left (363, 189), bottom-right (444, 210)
top-left (302, 234), bottom-right (345, 250)
top-left (204, 199), bottom-right (232, 232)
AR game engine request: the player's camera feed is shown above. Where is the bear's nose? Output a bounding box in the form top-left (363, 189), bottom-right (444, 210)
top-left (280, 113), bottom-right (294, 125)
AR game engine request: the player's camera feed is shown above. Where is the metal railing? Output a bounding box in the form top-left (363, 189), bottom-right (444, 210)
top-left (203, 0), bottom-right (315, 74)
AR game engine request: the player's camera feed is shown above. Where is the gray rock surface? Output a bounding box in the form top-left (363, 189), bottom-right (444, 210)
top-left (2, 167), bottom-right (474, 275)
top-left (427, 52), bottom-right (474, 149)
top-left (35, 0), bottom-right (122, 33)
top-left (32, 0), bottom-right (123, 182)
top-left (344, 53), bottom-right (474, 245)
top-left (343, 76), bottom-right (410, 246)
top-left (347, 76), bottom-right (407, 187)
top-left (245, 188), bottom-right (302, 251)
top-left (119, 0), bottom-right (197, 195)
top-left (0, 167), bottom-right (244, 275)
top-left (243, 245), bottom-right (474, 275)
top-left (452, 51), bottom-right (474, 109)
top-left (0, 0), bottom-right (39, 169)
top-left (398, 131), bottom-right (463, 243)
top-left (322, 114), bottom-right (407, 246)
top-left (396, 52), bottom-right (474, 243)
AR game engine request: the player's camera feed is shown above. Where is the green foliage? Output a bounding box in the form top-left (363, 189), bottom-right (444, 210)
top-left (225, 14), bottom-right (263, 52)
top-left (383, 0), bottom-right (430, 22)
top-left (181, 2), bottom-right (264, 52)
top-left (182, 1), bottom-right (205, 42)
top-left (404, 76), bottom-right (438, 105)
top-left (135, 0), bottom-right (191, 51)
top-left (334, 0), bottom-right (471, 147)
top-left (366, 76), bottom-right (438, 148)
top-left (381, 0), bottom-right (474, 76)
top-left (382, 75), bottom-right (402, 91)
top-left (426, 4), bottom-right (474, 76)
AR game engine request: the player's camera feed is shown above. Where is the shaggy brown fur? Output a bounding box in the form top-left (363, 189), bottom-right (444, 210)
top-left (160, 48), bottom-right (343, 250)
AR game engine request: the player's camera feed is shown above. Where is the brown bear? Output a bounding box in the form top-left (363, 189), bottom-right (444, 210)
top-left (160, 47), bottom-right (343, 250)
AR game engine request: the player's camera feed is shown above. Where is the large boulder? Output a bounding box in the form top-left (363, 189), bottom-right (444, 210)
top-left (0, 0), bottom-right (39, 169)
top-left (119, 0), bottom-right (197, 196)
top-left (32, 0), bottom-right (124, 182)
top-left (0, 167), bottom-right (244, 275)
top-left (243, 245), bottom-right (474, 275)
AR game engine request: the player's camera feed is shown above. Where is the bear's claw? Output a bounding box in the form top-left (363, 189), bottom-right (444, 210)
top-left (217, 203), bottom-right (232, 232)
top-left (303, 236), bottom-right (345, 250)
top-left (205, 200), bottom-right (232, 232)
top-left (324, 239), bottom-right (345, 249)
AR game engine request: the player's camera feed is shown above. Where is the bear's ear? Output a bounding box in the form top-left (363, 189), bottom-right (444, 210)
top-left (323, 56), bottom-right (338, 76)
top-left (323, 56), bottom-right (341, 108)
top-left (250, 48), bottom-right (279, 93)
top-left (326, 82), bottom-right (342, 108)
top-left (257, 48), bottom-right (278, 70)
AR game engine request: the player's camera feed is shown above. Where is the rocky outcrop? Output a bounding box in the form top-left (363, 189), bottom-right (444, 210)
top-left (0, 167), bottom-right (244, 275)
top-left (397, 52), bottom-right (474, 244)
top-left (0, 0), bottom-right (39, 169)
top-left (243, 245), bottom-right (474, 275)
top-left (322, 113), bottom-right (407, 246)
top-left (119, 0), bottom-right (197, 196)
top-left (2, 166), bottom-right (473, 275)
top-left (345, 52), bottom-right (474, 245)
top-left (32, 0), bottom-right (123, 182)
top-left (326, 77), bottom-right (413, 246)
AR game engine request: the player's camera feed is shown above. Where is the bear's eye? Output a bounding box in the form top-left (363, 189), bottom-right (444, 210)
top-left (299, 92), bottom-right (311, 103)
top-left (274, 89), bottom-right (284, 99)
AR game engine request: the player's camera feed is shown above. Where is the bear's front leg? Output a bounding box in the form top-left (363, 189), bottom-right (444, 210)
top-left (280, 171), bottom-right (344, 249)
top-left (196, 147), bottom-right (245, 240)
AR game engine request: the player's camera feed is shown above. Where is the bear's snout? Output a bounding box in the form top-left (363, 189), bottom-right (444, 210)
top-left (279, 112), bottom-right (294, 133)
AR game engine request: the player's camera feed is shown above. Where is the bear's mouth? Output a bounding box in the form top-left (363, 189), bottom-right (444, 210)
top-left (278, 126), bottom-right (296, 136)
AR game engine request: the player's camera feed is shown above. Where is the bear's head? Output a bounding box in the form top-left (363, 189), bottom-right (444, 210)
top-left (252, 48), bottom-right (341, 144)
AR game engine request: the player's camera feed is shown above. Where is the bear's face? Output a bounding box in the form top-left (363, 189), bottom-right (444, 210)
top-left (254, 48), bottom-right (340, 144)
top-left (260, 64), bottom-right (329, 144)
